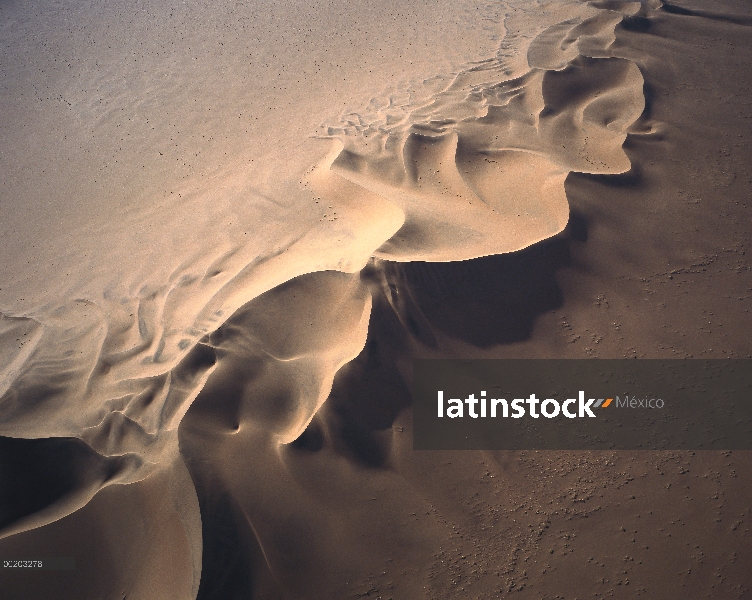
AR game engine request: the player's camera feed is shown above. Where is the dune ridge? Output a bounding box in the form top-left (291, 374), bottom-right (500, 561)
top-left (0, 0), bottom-right (649, 560)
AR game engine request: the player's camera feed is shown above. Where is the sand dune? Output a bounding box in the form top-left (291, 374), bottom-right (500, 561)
top-left (1, 0), bottom-right (643, 493)
top-left (1, 0), bottom-right (751, 598)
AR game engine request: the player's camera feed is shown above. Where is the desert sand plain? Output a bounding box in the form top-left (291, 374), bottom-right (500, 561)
top-left (1, 0), bottom-right (751, 598)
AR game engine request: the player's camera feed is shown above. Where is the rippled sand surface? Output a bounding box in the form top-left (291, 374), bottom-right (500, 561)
top-left (1, 0), bottom-right (751, 598)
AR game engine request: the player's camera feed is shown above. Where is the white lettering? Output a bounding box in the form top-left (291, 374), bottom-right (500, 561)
top-left (526, 393), bottom-right (540, 418)
top-left (511, 399), bottom-right (525, 418)
top-left (579, 390), bottom-right (596, 418)
top-left (447, 398), bottom-right (463, 419)
top-left (563, 398), bottom-right (577, 418)
top-left (492, 398), bottom-right (508, 418)
top-left (466, 394), bottom-right (479, 418)
top-left (541, 399), bottom-right (560, 418)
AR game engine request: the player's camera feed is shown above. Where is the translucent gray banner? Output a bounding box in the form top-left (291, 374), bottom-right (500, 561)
top-left (413, 360), bottom-right (752, 450)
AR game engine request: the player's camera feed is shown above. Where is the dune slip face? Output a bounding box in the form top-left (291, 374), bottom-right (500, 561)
top-left (319, 2), bottom-right (647, 263)
top-left (0, 0), bottom-right (678, 597)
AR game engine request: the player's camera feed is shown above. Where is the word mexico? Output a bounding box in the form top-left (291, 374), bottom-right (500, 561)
top-left (436, 391), bottom-right (665, 419)
top-left (413, 359), bottom-right (752, 450)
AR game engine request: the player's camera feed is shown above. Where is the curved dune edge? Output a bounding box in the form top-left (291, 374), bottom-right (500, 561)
top-left (322, 2), bottom-right (646, 262)
top-left (0, 0), bottom-right (650, 544)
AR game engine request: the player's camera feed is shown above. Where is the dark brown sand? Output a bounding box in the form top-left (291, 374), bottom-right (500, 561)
top-left (1, 0), bottom-right (751, 599)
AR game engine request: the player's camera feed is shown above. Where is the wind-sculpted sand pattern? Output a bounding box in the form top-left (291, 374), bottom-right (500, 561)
top-left (319, 3), bottom-right (645, 262)
top-left (0, 0), bottom-right (651, 591)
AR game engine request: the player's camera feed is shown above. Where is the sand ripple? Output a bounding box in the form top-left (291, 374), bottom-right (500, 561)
top-left (0, 0), bottom-right (649, 549)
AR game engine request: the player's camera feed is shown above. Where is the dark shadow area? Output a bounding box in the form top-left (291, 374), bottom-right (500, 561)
top-left (614, 16), bottom-right (664, 138)
top-left (660, 1), bottom-right (694, 16)
top-left (661, 2), bottom-right (752, 25)
top-left (318, 291), bottom-right (413, 468)
top-left (289, 415), bottom-right (326, 452)
top-left (619, 14), bottom-right (652, 33)
top-left (194, 496), bottom-right (254, 600)
top-left (638, 79), bottom-right (658, 124)
top-left (0, 435), bottom-right (114, 534)
top-left (570, 163), bottom-right (644, 190)
top-left (568, 210), bottom-right (589, 242)
top-left (185, 467), bottom-right (271, 600)
top-left (305, 211), bottom-right (589, 467)
top-left (390, 215), bottom-right (586, 347)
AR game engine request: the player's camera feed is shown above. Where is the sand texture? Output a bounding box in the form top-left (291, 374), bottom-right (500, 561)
top-left (1, 0), bottom-right (751, 598)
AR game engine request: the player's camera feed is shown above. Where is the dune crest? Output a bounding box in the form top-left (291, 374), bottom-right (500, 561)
top-left (0, 0), bottom-right (651, 543)
top-left (319, 3), bottom-right (645, 262)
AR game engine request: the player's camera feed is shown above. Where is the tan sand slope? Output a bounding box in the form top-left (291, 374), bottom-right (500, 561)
top-left (1, 0), bottom-right (643, 501)
top-left (174, 3), bottom-right (751, 598)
